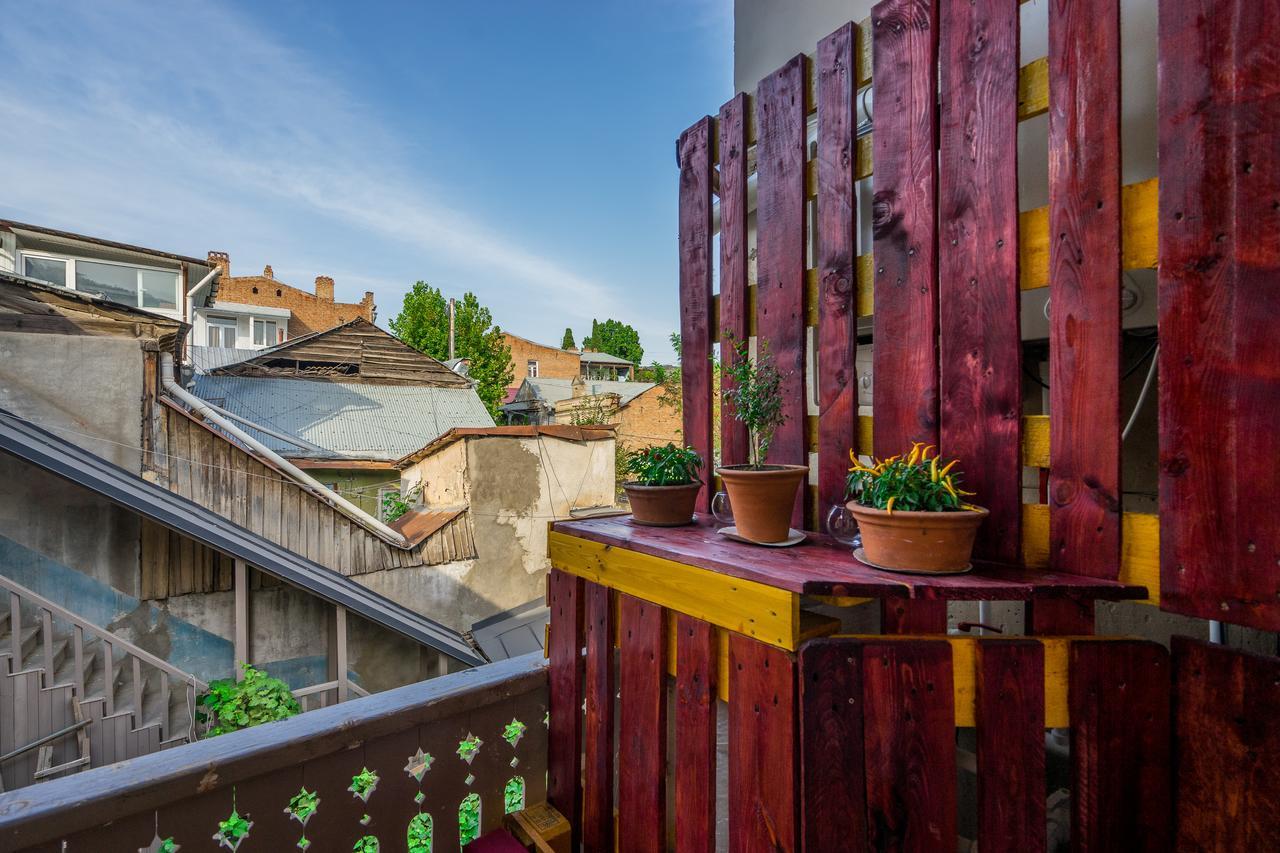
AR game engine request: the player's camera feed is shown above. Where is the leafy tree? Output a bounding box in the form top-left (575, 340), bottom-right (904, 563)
top-left (561, 328), bottom-right (576, 350)
top-left (582, 319), bottom-right (643, 365)
top-left (390, 283), bottom-right (514, 419)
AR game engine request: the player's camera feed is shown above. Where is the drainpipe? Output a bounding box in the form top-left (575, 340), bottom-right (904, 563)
top-left (159, 353), bottom-right (407, 545)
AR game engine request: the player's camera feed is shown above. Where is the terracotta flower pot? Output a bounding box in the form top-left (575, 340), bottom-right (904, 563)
top-left (716, 464), bottom-right (808, 544)
top-left (624, 481), bottom-right (701, 527)
top-left (848, 503), bottom-right (989, 573)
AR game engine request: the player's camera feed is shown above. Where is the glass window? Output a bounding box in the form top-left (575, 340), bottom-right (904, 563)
top-left (527, 360), bottom-right (539, 378)
top-left (75, 260), bottom-right (137, 306)
top-left (207, 316), bottom-right (237, 348)
top-left (23, 256), bottom-right (67, 287)
top-left (253, 319), bottom-right (277, 347)
top-left (140, 269), bottom-right (178, 310)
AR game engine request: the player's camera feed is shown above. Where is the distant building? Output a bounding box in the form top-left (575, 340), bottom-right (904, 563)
top-left (501, 376), bottom-right (680, 450)
top-left (500, 332), bottom-right (638, 409)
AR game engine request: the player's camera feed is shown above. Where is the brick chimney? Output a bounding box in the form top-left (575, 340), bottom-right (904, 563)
top-left (361, 291), bottom-right (376, 321)
top-left (207, 251), bottom-right (230, 278)
top-left (314, 275), bottom-right (335, 302)
top-left (263, 265), bottom-right (274, 279)
top-left (571, 375), bottom-right (588, 398)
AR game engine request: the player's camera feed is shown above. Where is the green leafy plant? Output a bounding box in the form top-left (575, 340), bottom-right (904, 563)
top-left (458, 793), bottom-right (481, 846)
top-left (285, 787), bottom-right (320, 826)
top-left (719, 334), bottom-right (786, 468)
top-left (504, 777), bottom-right (526, 814)
top-left (212, 807), bottom-right (253, 851)
top-left (349, 767), bottom-right (380, 802)
top-left (158, 839), bottom-right (179, 853)
top-left (622, 443), bottom-right (703, 486)
top-left (582, 318), bottom-right (644, 366)
top-left (352, 836), bottom-right (379, 853)
top-left (407, 813), bottom-right (433, 853)
top-left (502, 719), bottom-right (527, 748)
top-left (456, 734), bottom-right (482, 763)
top-left (845, 442), bottom-right (977, 513)
top-left (197, 663), bottom-right (300, 737)
top-left (380, 483), bottom-right (421, 524)
top-left (561, 327), bottom-right (576, 350)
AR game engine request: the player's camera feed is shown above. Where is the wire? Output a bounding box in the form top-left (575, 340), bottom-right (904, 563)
top-left (1122, 346), bottom-right (1159, 441)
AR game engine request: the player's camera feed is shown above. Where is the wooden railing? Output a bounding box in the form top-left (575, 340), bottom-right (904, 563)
top-left (1, 573), bottom-right (207, 742)
top-left (0, 653), bottom-right (548, 853)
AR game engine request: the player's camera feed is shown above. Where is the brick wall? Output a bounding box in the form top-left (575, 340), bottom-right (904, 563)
top-left (615, 385), bottom-right (682, 450)
top-left (503, 333), bottom-right (581, 381)
top-left (208, 252), bottom-right (375, 338)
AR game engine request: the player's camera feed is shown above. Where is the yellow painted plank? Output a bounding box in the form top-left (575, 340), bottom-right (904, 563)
top-left (1023, 415), bottom-right (1050, 468)
top-left (549, 530), bottom-right (800, 649)
top-left (1017, 56), bottom-right (1049, 119)
top-left (1021, 504), bottom-right (1160, 604)
top-left (1021, 177), bottom-right (1159, 290)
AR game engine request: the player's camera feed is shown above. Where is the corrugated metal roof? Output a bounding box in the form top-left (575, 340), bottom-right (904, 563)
top-left (190, 346), bottom-right (259, 374)
top-left (579, 350), bottom-right (635, 365)
top-left (192, 375), bottom-right (495, 461)
top-left (0, 406), bottom-right (484, 665)
top-left (510, 377), bottom-right (655, 408)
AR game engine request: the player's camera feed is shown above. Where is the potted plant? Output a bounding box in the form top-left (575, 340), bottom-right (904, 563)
top-left (845, 443), bottom-right (988, 573)
top-left (716, 336), bottom-right (807, 544)
top-left (622, 443), bottom-right (704, 526)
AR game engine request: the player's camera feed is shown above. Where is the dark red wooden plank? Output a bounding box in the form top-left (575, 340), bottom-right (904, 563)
top-left (546, 569), bottom-right (583, 847)
top-left (1172, 636), bottom-right (1280, 850)
top-left (880, 599), bottom-right (948, 634)
top-left (1158, 0), bottom-right (1280, 629)
top-left (756, 54), bottom-right (810, 528)
top-left (816, 23), bottom-right (859, 521)
top-left (871, 0), bottom-right (940, 458)
top-left (678, 116), bottom-right (715, 513)
top-left (582, 582), bottom-right (614, 853)
top-left (675, 615), bottom-right (718, 852)
top-left (799, 638), bottom-right (867, 852)
top-left (1069, 640), bottom-right (1170, 852)
top-left (728, 634), bottom-right (798, 852)
top-left (938, 0), bottom-right (1021, 564)
top-left (1025, 598), bottom-right (1095, 635)
top-left (1047, 0), bottom-right (1122, 580)
top-left (860, 639), bottom-right (956, 851)
top-left (718, 93), bottom-right (751, 469)
top-left (617, 594), bottom-right (667, 853)
top-left (975, 640), bottom-right (1045, 853)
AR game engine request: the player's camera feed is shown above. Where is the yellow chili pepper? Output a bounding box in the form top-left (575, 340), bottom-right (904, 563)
top-left (930, 457), bottom-right (939, 482)
top-left (885, 496), bottom-right (896, 515)
top-left (939, 459), bottom-right (959, 478)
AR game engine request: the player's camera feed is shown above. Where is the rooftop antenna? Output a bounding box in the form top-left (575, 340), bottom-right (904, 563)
top-left (448, 297), bottom-right (456, 360)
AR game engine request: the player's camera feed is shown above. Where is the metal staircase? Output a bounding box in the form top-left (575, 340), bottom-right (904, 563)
top-left (0, 576), bottom-right (205, 792)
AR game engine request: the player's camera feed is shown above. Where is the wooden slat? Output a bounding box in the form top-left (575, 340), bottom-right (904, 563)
top-left (938, 0), bottom-right (1021, 563)
top-left (678, 116), bottom-right (715, 513)
top-left (718, 93), bottom-right (751, 469)
top-left (617, 594), bottom-right (667, 853)
top-left (728, 634), bottom-right (798, 852)
top-left (860, 638), bottom-right (956, 851)
top-left (871, 0), bottom-right (939, 458)
top-left (815, 24), bottom-right (860, 521)
top-left (798, 638), bottom-right (867, 852)
top-left (1173, 636), bottom-right (1280, 849)
top-left (756, 54), bottom-right (810, 527)
top-left (1157, 0), bottom-right (1280, 630)
top-left (1048, 0), bottom-right (1122, 580)
top-left (975, 640), bottom-right (1045, 853)
top-left (674, 615), bottom-right (717, 852)
top-left (581, 582), bottom-right (614, 853)
top-left (880, 599), bottom-right (947, 634)
top-left (546, 569), bottom-right (583, 848)
top-left (1022, 503), bottom-right (1160, 602)
top-left (1069, 640), bottom-right (1170, 851)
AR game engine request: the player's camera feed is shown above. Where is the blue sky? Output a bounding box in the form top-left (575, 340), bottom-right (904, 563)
top-left (0, 1), bottom-right (732, 362)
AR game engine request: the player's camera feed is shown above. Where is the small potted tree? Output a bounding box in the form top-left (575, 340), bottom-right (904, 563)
top-left (623, 443), bottom-right (704, 526)
top-left (716, 336), bottom-right (807, 544)
top-left (845, 443), bottom-right (988, 573)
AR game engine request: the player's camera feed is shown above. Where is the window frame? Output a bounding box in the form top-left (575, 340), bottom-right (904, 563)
top-left (17, 249), bottom-right (181, 316)
top-left (252, 318), bottom-right (279, 348)
top-left (206, 315), bottom-right (238, 348)
top-left (527, 359), bottom-right (539, 378)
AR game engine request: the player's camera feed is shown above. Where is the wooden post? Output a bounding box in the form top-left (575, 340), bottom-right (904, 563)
top-left (335, 605), bottom-right (349, 703)
top-left (233, 559), bottom-right (248, 680)
top-left (10, 591), bottom-right (21, 669)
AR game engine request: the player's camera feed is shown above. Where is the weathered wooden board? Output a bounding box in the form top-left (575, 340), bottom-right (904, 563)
top-left (728, 634), bottom-right (798, 852)
top-left (871, 0), bottom-right (940, 459)
top-left (755, 54), bottom-right (810, 527)
top-left (718, 93), bottom-right (751, 469)
top-left (861, 638), bottom-right (956, 851)
top-left (675, 615), bottom-right (717, 852)
top-left (1157, 0), bottom-right (1280, 630)
top-left (939, 0), bottom-right (1021, 563)
top-left (798, 638), bottom-right (867, 852)
top-left (1069, 640), bottom-right (1170, 851)
top-left (880, 599), bottom-right (947, 634)
top-left (1026, 597), bottom-right (1095, 635)
top-left (581, 582), bottom-right (614, 853)
top-left (1172, 636), bottom-right (1280, 850)
top-left (1047, 0), bottom-right (1122, 580)
top-left (546, 569), bottom-right (583, 847)
top-left (617, 594), bottom-right (667, 853)
top-left (678, 116), bottom-right (715, 513)
top-left (975, 640), bottom-right (1045, 853)
top-left (815, 24), bottom-right (859, 521)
